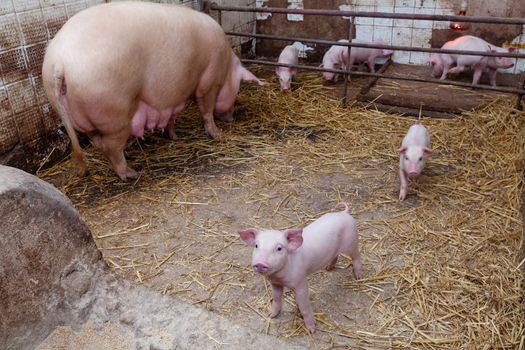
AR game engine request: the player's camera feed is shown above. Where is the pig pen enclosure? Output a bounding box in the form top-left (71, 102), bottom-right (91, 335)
top-left (2, 0), bottom-right (525, 349)
top-left (38, 75), bottom-right (525, 349)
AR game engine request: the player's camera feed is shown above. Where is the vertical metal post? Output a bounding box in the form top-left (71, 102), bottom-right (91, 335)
top-left (342, 16), bottom-right (354, 108)
top-left (516, 71), bottom-right (525, 110)
top-left (218, 9), bottom-right (222, 26)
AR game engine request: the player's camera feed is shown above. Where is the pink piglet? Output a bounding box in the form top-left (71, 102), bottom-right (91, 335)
top-left (239, 202), bottom-right (362, 333)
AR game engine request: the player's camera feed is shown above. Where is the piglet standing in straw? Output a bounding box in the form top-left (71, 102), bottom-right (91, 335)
top-left (239, 202), bottom-right (362, 333)
top-left (397, 121), bottom-right (433, 201)
top-left (276, 45), bottom-right (299, 91)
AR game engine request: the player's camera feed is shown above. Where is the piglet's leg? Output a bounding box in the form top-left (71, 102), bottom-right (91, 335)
top-left (268, 283), bottom-right (283, 318)
top-left (326, 256), bottom-right (338, 271)
top-left (294, 281), bottom-right (316, 333)
top-left (350, 250), bottom-right (363, 280)
top-left (487, 68), bottom-right (497, 87)
top-left (447, 64), bottom-right (466, 76)
top-left (367, 58), bottom-right (376, 73)
top-left (399, 168), bottom-right (408, 201)
top-left (439, 64), bottom-right (451, 80)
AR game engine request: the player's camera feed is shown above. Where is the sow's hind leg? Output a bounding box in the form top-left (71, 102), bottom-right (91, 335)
top-left (89, 102), bottom-right (138, 182)
top-left (91, 128), bottom-right (138, 181)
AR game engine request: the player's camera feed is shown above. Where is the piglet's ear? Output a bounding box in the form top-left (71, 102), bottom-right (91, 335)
top-left (239, 228), bottom-right (258, 247)
top-left (284, 228), bottom-right (303, 252)
top-left (397, 146), bottom-right (407, 154)
top-left (423, 147), bottom-right (433, 156)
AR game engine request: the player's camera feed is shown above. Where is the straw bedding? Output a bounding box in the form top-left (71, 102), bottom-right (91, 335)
top-left (39, 70), bottom-right (525, 349)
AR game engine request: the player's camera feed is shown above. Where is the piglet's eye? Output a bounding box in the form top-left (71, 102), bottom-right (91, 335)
top-left (277, 246), bottom-right (282, 251)
top-left (419, 157), bottom-right (423, 161)
top-left (405, 156), bottom-right (409, 160)
top-left (255, 244), bottom-right (258, 248)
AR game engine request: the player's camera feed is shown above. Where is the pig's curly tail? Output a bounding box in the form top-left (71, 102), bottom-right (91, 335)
top-left (334, 202), bottom-right (349, 213)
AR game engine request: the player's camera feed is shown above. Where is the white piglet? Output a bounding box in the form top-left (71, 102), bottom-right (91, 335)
top-left (345, 39), bottom-right (394, 73)
top-left (430, 35), bottom-right (515, 86)
top-left (321, 39), bottom-right (394, 81)
top-left (276, 45), bottom-right (299, 91)
top-left (321, 40), bottom-right (348, 81)
top-left (239, 202), bottom-right (362, 333)
top-left (397, 122), bottom-right (433, 201)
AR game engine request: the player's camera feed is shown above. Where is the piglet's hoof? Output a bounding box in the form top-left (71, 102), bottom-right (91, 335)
top-left (304, 319), bottom-right (316, 333)
top-left (268, 308), bottom-right (281, 319)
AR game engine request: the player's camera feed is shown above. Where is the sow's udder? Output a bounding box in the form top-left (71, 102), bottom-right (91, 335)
top-left (130, 100), bottom-right (185, 139)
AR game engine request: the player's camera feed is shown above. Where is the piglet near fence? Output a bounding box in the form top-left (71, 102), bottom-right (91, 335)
top-left (344, 39), bottom-right (394, 73)
top-left (430, 35), bottom-right (515, 86)
top-left (276, 45), bottom-right (299, 91)
top-left (321, 39), bottom-right (394, 81)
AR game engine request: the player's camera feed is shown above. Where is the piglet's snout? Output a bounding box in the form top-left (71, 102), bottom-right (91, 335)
top-left (253, 262), bottom-right (269, 274)
top-left (408, 171), bottom-right (419, 177)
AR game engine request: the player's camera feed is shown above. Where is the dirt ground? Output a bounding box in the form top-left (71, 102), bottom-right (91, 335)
top-left (39, 67), bottom-right (524, 349)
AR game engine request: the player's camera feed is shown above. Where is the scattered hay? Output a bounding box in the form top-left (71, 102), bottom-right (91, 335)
top-left (39, 69), bottom-right (525, 349)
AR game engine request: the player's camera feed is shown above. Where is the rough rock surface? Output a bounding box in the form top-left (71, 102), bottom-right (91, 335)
top-left (0, 165), bottom-right (305, 350)
top-left (0, 165), bottom-right (103, 349)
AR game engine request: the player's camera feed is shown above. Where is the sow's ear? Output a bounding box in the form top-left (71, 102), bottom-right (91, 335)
top-left (239, 228), bottom-right (258, 246)
top-left (284, 228), bottom-right (304, 252)
top-left (423, 147), bottom-right (433, 156)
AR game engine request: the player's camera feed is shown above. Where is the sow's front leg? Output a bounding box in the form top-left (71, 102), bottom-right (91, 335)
top-left (196, 87), bottom-right (222, 139)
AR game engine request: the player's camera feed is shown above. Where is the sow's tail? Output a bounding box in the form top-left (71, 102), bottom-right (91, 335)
top-left (53, 63), bottom-right (86, 176)
top-left (334, 202), bottom-right (349, 213)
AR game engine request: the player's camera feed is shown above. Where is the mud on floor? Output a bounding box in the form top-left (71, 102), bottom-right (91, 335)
top-left (40, 71), bottom-right (525, 349)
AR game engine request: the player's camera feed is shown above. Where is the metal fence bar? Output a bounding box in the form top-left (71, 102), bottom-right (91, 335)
top-left (517, 72), bottom-right (525, 110)
top-left (206, 2), bottom-right (525, 102)
top-left (243, 59), bottom-right (525, 95)
top-left (226, 32), bottom-right (525, 59)
top-left (209, 3), bottom-right (525, 25)
top-left (342, 16), bottom-right (355, 107)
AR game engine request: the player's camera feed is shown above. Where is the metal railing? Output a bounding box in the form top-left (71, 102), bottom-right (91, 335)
top-left (204, 2), bottom-right (525, 109)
